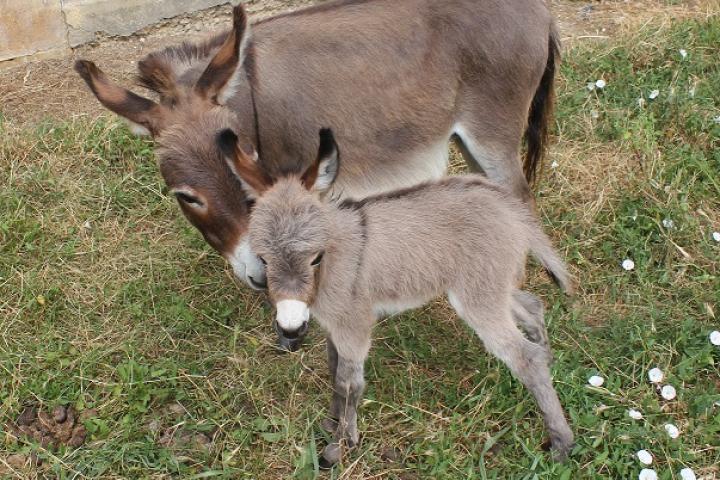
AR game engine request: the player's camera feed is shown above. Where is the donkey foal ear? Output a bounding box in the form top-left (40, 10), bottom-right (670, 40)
top-left (303, 128), bottom-right (340, 194)
top-left (217, 128), bottom-right (267, 199)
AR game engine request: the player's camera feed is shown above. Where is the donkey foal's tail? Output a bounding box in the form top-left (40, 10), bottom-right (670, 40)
top-left (528, 224), bottom-right (574, 295)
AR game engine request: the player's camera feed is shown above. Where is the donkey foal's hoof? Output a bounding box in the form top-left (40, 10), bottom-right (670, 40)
top-left (319, 443), bottom-right (342, 469)
top-left (551, 438), bottom-right (574, 462)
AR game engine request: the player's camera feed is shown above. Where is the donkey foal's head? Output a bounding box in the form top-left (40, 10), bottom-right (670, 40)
top-left (218, 128), bottom-right (340, 344)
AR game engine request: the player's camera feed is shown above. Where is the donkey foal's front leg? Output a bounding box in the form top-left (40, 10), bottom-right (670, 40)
top-left (320, 356), bottom-right (365, 468)
top-left (322, 337), bottom-right (342, 433)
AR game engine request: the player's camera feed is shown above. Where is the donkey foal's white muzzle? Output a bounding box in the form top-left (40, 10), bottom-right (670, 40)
top-left (276, 299), bottom-right (310, 332)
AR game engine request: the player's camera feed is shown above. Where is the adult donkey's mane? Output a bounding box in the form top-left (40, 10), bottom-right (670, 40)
top-left (136, 31), bottom-right (230, 95)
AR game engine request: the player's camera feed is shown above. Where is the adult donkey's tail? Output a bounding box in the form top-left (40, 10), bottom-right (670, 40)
top-left (523, 25), bottom-right (561, 185)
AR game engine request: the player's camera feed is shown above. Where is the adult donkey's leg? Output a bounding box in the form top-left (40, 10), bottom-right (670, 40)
top-left (454, 27), bottom-right (558, 205)
top-left (454, 123), bottom-right (532, 205)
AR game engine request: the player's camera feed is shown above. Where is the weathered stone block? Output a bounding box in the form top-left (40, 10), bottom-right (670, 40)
top-left (62, 0), bottom-right (227, 46)
top-left (0, 0), bottom-right (69, 61)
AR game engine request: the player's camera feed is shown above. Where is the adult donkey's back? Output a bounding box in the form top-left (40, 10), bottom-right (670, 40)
top-left (75, 0), bottom-right (559, 291)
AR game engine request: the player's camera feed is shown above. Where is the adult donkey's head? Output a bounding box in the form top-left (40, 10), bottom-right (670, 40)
top-left (75, 5), bottom-right (268, 289)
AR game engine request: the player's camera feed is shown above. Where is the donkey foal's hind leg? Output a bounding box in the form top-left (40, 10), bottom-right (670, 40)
top-left (452, 294), bottom-right (573, 460)
top-left (512, 290), bottom-right (550, 353)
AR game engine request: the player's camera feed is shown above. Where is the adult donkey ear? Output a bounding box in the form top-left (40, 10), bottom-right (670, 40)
top-left (74, 60), bottom-right (168, 137)
top-left (195, 4), bottom-right (251, 105)
top-left (302, 128), bottom-right (340, 195)
top-left (217, 129), bottom-right (270, 199)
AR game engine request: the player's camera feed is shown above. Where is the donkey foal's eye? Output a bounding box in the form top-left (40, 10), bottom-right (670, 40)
top-left (259, 256), bottom-right (267, 266)
top-left (311, 252), bottom-right (324, 266)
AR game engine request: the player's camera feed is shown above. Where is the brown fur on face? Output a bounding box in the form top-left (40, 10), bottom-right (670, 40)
top-left (157, 108), bottom-right (254, 257)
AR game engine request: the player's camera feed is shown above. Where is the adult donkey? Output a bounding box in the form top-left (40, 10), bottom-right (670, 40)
top-left (75, 0), bottom-right (559, 340)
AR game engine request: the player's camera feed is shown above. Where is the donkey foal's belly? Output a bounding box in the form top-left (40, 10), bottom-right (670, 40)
top-left (373, 298), bottom-right (428, 318)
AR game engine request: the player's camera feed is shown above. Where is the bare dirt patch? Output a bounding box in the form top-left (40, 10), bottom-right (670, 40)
top-left (553, 0), bottom-right (715, 42)
top-left (0, 0), bottom-right (315, 125)
top-left (1, 0), bottom-right (715, 125)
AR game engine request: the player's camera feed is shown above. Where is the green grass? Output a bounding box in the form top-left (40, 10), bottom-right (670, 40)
top-left (2, 16), bottom-right (719, 479)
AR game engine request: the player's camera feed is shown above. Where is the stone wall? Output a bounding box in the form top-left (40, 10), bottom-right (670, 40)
top-left (0, 0), bottom-right (227, 62)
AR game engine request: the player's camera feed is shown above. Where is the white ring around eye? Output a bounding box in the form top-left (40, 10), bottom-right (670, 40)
top-left (171, 187), bottom-right (206, 209)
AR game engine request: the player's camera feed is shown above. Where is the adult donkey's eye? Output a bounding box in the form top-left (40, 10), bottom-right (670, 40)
top-left (311, 252), bottom-right (324, 266)
top-left (258, 256), bottom-right (267, 265)
top-left (175, 191), bottom-right (203, 207)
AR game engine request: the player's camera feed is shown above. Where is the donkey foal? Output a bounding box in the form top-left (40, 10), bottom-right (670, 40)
top-left (218, 129), bottom-right (575, 466)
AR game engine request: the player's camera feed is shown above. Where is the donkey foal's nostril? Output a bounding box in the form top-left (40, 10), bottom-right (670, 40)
top-left (280, 324), bottom-right (306, 339)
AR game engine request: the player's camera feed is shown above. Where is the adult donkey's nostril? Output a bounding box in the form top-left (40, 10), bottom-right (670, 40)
top-left (247, 275), bottom-right (267, 290)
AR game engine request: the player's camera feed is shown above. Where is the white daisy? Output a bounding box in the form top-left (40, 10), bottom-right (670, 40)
top-left (622, 259), bottom-right (635, 271)
top-left (596, 79), bottom-right (607, 89)
top-left (661, 385), bottom-right (677, 400)
top-left (709, 330), bottom-right (720, 346)
top-left (648, 367), bottom-right (664, 384)
top-left (712, 231), bottom-right (720, 242)
top-left (588, 375), bottom-right (604, 387)
top-left (648, 89), bottom-right (660, 100)
top-left (639, 469), bottom-right (658, 480)
top-left (679, 49), bottom-right (688, 59)
top-left (662, 218), bottom-right (674, 229)
top-left (664, 423), bottom-right (680, 439)
top-left (628, 409), bottom-right (643, 420)
top-left (680, 467), bottom-right (697, 480)
top-left (637, 450), bottom-right (653, 465)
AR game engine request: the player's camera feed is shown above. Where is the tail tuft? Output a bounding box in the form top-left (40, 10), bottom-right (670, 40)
top-left (523, 25), bottom-right (560, 185)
